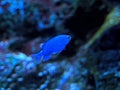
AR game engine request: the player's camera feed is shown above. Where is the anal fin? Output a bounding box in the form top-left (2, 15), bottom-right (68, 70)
top-left (42, 55), bottom-right (52, 61)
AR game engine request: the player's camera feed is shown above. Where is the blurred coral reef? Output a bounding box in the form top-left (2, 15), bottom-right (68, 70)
top-left (0, 0), bottom-right (120, 90)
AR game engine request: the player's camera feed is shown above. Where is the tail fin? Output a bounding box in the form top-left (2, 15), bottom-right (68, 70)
top-left (31, 51), bottom-right (52, 63)
top-left (31, 51), bottom-right (43, 63)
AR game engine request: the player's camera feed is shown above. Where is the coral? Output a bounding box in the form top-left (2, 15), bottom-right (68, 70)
top-left (0, 0), bottom-right (120, 90)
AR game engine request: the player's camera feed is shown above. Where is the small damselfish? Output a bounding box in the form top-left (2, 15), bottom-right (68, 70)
top-left (31, 35), bottom-right (71, 63)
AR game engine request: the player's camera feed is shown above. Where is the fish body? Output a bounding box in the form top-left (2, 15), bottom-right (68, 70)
top-left (31, 35), bottom-right (71, 62)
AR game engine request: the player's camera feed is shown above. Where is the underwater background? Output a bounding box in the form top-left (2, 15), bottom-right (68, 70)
top-left (0, 0), bottom-right (120, 90)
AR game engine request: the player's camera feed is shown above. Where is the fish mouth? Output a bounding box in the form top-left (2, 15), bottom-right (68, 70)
top-left (66, 35), bottom-right (71, 40)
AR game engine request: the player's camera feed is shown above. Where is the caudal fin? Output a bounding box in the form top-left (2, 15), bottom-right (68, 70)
top-left (31, 51), bottom-right (52, 63)
top-left (31, 51), bottom-right (43, 63)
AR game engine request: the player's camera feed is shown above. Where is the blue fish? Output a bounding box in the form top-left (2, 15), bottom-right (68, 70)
top-left (31, 35), bottom-right (71, 63)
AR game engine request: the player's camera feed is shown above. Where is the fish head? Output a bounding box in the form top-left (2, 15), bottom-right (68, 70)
top-left (60, 35), bottom-right (71, 45)
top-left (50, 35), bottom-right (71, 53)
